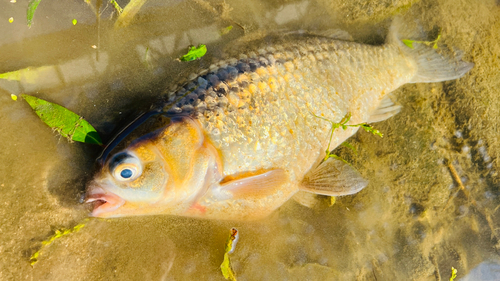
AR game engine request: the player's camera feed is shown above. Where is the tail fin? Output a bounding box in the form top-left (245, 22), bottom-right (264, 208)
top-left (387, 17), bottom-right (474, 83)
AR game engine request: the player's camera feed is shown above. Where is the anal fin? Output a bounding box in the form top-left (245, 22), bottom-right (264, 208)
top-left (368, 95), bottom-right (401, 123)
top-left (300, 157), bottom-right (367, 196)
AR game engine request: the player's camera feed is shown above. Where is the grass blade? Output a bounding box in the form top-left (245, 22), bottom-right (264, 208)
top-left (27, 0), bottom-right (42, 28)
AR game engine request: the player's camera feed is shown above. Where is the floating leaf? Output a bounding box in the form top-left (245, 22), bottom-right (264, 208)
top-left (30, 219), bottom-right (89, 266)
top-left (22, 95), bottom-right (102, 145)
top-left (114, 0), bottom-right (147, 29)
top-left (0, 69), bottom-right (21, 81)
top-left (0, 66), bottom-right (56, 84)
top-left (27, 0), bottom-right (42, 28)
top-left (402, 39), bottom-right (414, 49)
top-left (11, 94), bottom-right (17, 101)
top-left (72, 19), bottom-right (77, 25)
top-left (220, 228), bottom-right (239, 281)
top-left (178, 45), bottom-right (207, 62)
top-left (9, 17), bottom-right (14, 23)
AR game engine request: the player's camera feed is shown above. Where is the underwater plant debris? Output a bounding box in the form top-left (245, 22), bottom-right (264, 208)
top-left (30, 220), bottom-right (88, 266)
top-left (220, 228), bottom-right (239, 280)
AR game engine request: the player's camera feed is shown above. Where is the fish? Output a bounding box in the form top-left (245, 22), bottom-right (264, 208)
top-left (85, 19), bottom-right (473, 220)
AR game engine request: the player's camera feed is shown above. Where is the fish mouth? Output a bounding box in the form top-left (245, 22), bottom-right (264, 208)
top-left (85, 186), bottom-right (125, 217)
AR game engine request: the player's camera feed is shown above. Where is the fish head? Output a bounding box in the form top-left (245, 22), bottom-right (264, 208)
top-left (86, 118), bottom-right (221, 218)
top-left (86, 139), bottom-right (169, 217)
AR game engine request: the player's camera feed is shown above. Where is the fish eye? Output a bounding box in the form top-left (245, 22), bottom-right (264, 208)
top-left (114, 165), bottom-right (140, 181)
top-left (120, 169), bottom-right (133, 179)
top-left (109, 152), bottom-right (143, 182)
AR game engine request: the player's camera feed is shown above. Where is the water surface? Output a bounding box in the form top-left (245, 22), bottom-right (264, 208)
top-left (1, 0), bottom-right (500, 280)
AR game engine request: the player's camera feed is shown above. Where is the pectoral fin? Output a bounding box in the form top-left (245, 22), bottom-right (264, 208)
top-left (220, 169), bottom-right (289, 199)
top-left (300, 157), bottom-right (368, 196)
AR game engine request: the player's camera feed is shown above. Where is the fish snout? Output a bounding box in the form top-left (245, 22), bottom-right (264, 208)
top-left (85, 184), bottom-right (125, 217)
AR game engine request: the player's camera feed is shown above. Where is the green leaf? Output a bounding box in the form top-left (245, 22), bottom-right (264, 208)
top-left (27, 0), bottom-right (42, 28)
top-left (179, 45), bottom-right (207, 62)
top-left (21, 95), bottom-right (102, 145)
top-left (0, 69), bottom-right (21, 81)
top-left (72, 19), bottom-right (77, 25)
top-left (402, 39), bottom-right (414, 49)
top-left (0, 66), bottom-right (58, 84)
top-left (220, 228), bottom-right (238, 281)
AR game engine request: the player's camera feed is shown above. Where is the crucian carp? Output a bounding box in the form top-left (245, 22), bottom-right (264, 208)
top-left (86, 19), bottom-right (473, 220)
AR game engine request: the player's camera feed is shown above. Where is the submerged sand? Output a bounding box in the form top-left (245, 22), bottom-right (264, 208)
top-left (0, 0), bottom-right (499, 280)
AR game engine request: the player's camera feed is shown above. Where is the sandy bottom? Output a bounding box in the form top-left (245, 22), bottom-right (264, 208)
top-left (1, 0), bottom-right (500, 280)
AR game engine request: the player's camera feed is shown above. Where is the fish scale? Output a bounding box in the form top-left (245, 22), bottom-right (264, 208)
top-left (162, 36), bottom-right (414, 182)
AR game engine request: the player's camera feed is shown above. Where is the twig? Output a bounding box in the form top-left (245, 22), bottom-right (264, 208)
top-left (443, 160), bottom-right (477, 211)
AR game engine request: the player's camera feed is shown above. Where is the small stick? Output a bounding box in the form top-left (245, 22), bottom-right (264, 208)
top-left (443, 160), bottom-right (477, 211)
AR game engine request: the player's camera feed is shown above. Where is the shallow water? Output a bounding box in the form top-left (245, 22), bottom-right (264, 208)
top-left (1, 0), bottom-right (500, 280)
